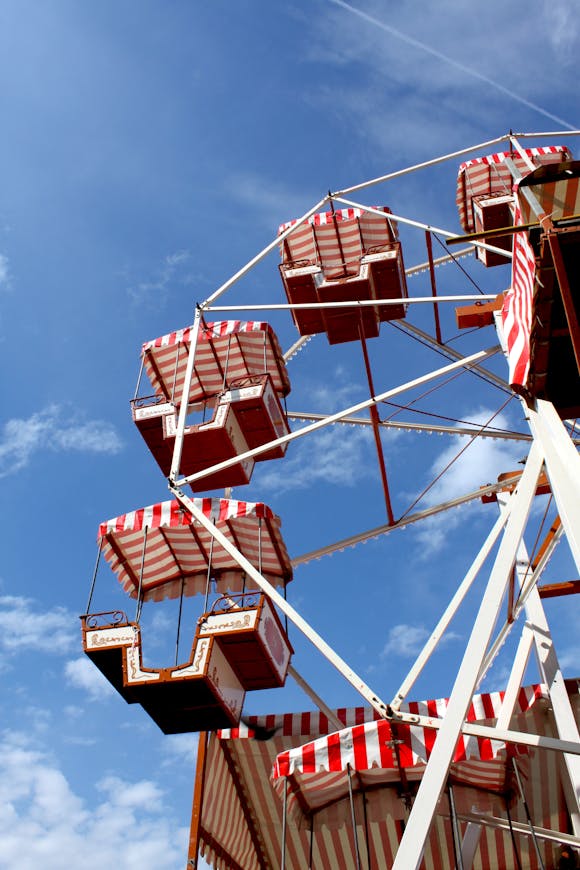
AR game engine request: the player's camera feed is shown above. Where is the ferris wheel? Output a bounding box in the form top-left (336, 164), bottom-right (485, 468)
top-left (82, 130), bottom-right (580, 869)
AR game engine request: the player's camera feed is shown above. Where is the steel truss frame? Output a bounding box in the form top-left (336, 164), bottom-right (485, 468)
top-left (167, 131), bottom-right (580, 869)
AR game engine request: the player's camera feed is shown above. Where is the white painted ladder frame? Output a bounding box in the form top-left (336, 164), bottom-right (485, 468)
top-left (390, 440), bottom-right (545, 870)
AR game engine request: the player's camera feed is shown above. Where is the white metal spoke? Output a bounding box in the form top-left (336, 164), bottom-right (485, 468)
top-left (169, 485), bottom-right (391, 719)
top-left (175, 345), bottom-right (499, 488)
top-left (391, 441), bottom-right (544, 870)
top-left (526, 399), bottom-right (580, 570)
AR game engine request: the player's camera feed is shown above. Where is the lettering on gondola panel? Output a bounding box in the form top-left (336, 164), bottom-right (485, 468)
top-left (86, 627), bottom-right (135, 649)
top-left (198, 611), bottom-right (256, 635)
top-left (134, 402), bottom-right (174, 421)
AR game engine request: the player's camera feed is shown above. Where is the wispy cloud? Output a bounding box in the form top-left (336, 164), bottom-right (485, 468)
top-left (64, 657), bottom-right (116, 701)
top-left (409, 407), bottom-right (523, 554)
top-left (0, 596), bottom-right (75, 659)
top-left (549, 0), bottom-right (578, 56)
top-left (226, 172), bottom-right (316, 230)
top-left (381, 623), bottom-right (429, 658)
top-left (329, 0), bottom-right (575, 131)
top-left (127, 250), bottom-right (206, 307)
top-left (0, 730), bottom-right (188, 869)
top-left (0, 404), bottom-right (122, 477)
top-left (256, 424), bottom-right (374, 493)
top-left (380, 622), bottom-right (462, 660)
top-left (0, 253), bottom-right (10, 290)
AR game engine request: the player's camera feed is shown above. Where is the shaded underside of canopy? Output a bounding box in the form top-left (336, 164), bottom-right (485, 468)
top-left (196, 684), bottom-right (579, 870)
top-left (98, 497), bottom-right (292, 601)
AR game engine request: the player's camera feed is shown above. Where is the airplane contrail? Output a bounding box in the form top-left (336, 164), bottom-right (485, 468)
top-left (330, 0), bottom-right (576, 132)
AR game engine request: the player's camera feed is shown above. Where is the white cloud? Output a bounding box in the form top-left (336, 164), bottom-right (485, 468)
top-left (0, 404), bottom-right (122, 477)
top-left (0, 596), bottom-right (74, 656)
top-left (64, 657), bottom-right (116, 700)
top-left (256, 423), bottom-right (374, 493)
top-left (0, 731), bottom-right (188, 870)
top-left (0, 253), bottom-right (10, 289)
top-left (127, 249), bottom-right (205, 306)
top-left (381, 623), bottom-right (429, 658)
top-left (380, 622), bottom-right (461, 659)
top-left (161, 733), bottom-right (198, 766)
top-left (227, 172), bottom-right (314, 230)
top-left (547, 0), bottom-right (578, 55)
top-left (409, 407), bottom-right (523, 554)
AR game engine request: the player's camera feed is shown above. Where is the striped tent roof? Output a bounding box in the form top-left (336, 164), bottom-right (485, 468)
top-left (517, 159), bottom-right (580, 225)
top-left (98, 497), bottom-right (292, 602)
top-left (456, 146), bottom-right (571, 233)
top-left (279, 206), bottom-right (398, 279)
top-left (140, 320), bottom-right (290, 405)
top-left (196, 684), bottom-right (577, 869)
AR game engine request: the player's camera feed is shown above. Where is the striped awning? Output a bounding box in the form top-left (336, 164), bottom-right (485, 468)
top-left (279, 206), bottom-right (398, 279)
top-left (501, 201), bottom-right (536, 389)
top-left (271, 685), bottom-right (541, 806)
top-left (517, 159), bottom-right (580, 225)
top-left (141, 320), bottom-right (290, 405)
top-left (456, 146), bottom-right (571, 232)
top-left (196, 684), bottom-right (574, 870)
top-left (98, 498), bottom-right (292, 601)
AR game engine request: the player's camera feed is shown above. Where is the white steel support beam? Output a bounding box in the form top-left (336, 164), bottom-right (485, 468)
top-left (175, 345), bottom-right (499, 489)
top-left (169, 306), bottom-right (203, 482)
top-left (391, 441), bottom-right (544, 870)
top-left (526, 398), bottom-right (580, 570)
top-left (454, 810), bottom-right (580, 849)
top-left (390, 511), bottom-right (508, 709)
top-left (461, 624), bottom-right (535, 869)
top-left (168, 485), bottom-right (391, 720)
top-left (288, 666), bottom-right (344, 732)
top-left (498, 493), bottom-right (580, 834)
top-left (389, 709), bottom-right (580, 756)
top-left (333, 197), bottom-right (513, 261)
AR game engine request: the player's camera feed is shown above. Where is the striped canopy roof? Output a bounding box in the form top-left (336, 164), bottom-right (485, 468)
top-left (456, 146), bottom-right (572, 233)
top-left (196, 684), bottom-right (576, 870)
top-left (517, 159), bottom-right (580, 225)
top-left (98, 497), bottom-right (292, 602)
top-left (140, 320), bottom-right (290, 405)
top-left (279, 206), bottom-right (398, 279)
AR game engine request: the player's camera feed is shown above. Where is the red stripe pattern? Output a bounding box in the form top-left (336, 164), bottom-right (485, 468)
top-left (456, 146), bottom-right (571, 232)
top-left (501, 202), bottom-right (536, 389)
top-left (271, 685), bottom-right (542, 784)
top-left (198, 683), bottom-right (574, 869)
top-left (97, 498), bottom-right (292, 601)
top-left (279, 206), bottom-right (398, 279)
top-left (141, 320), bottom-right (290, 404)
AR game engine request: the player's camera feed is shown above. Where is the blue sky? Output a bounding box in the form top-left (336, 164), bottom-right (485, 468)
top-left (0, 1), bottom-right (578, 867)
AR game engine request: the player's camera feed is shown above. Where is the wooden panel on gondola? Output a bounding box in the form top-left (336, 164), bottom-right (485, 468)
top-left (131, 398), bottom-right (255, 490)
top-left (220, 374), bottom-right (290, 461)
top-left (197, 593), bottom-right (293, 691)
top-left (472, 193), bottom-right (514, 267)
top-left (81, 614), bottom-right (245, 734)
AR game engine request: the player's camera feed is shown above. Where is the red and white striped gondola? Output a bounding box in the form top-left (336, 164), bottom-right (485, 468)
top-left (82, 497), bottom-right (293, 733)
top-left (500, 160), bottom-right (580, 417)
top-left (279, 206), bottom-right (408, 344)
top-left (191, 684), bottom-right (573, 870)
top-left (131, 320), bottom-right (291, 489)
top-left (456, 146), bottom-right (572, 266)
